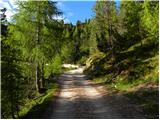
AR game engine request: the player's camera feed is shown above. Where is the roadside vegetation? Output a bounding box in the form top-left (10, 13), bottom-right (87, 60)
top-left (1, 0), bottom-right (158, 119)
top-left (83, 1), bottom-right (158, 118)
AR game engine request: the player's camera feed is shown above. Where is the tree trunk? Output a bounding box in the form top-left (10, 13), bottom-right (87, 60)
top-left (35, 65), bottom-right (39, 91)
top-left (27, 66), bottom-right (30, 98)
top-left (42, 63), bottom-right (45, 87)
top-left (38, 66), bottom-right (43, 89)
top-left (35, 2), bottom-right (43, 92)
top-left (11, 112), bottom-right (15, 119)
top-left (138, 21), bottom-right (142, 47)
top-left (141, 40), bottom-right (143, 47)
top-left (16, 105), bottom-right (19, 118)
top-left (37, 64), bottom-right (43, 92)
top-left (11, 95), bottom-right (15, 119)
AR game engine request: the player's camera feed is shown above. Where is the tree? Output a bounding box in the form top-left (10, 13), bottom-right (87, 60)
top-left (61, 20), bottom-right (90, 64)
top-left (1, 8), bottom-right (28, 118)
top-left (8, 1), bottom-right (62, 92)
top-left (93, 1), bottom-right (117, 55)
top-left (141, 1), bottom-right (159, 41)
top-left (2, 1), bottom-right (64, 118)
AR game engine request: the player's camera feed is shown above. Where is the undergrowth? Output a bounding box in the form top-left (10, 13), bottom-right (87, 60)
top-left (84, 38), bottom-right (159, 118)
top-left (19, 83), bottom-right (58, 118)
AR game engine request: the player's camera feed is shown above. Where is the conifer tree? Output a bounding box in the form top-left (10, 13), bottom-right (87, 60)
top-left (93, 1), bottom-right (117, 55)
top-left (7, 1), bottom-right (62, 92)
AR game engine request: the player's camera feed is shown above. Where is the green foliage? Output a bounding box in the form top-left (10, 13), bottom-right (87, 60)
top-left (88, 19), bottom-right (98, 54)
top-left (93, 1), bottom-right (117, 53)
top-left (6, 0), bottom-right (63, 92)
top-left (19, 83), bottom-right (58, 118)
top-left (141, 1), bottom-right (159, 40)
top-left (1, 0), bottom-right (159, 119)
top-left (1, 0), bottom-right (63, 118)
top-left (85, 1), bottom-right (159, 118)
top-left (1, 36), bottom-right (28, 118)
top-left (62, 20), bottom-right (90, 64)
top-left (84, 52), bottom-right (106, 77)
top-left (44, 55), bottom-right (62, 79)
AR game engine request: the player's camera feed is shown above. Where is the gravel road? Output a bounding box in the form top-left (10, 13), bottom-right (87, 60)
top-left (43, 67), bottom-right (145, 119)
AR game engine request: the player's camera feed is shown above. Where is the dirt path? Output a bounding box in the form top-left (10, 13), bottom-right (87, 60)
top-left (43, 67), bottom-right (145, 119)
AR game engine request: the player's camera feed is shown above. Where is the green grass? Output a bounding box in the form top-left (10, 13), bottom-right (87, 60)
top-left (18, 83), bottom-right (58, 118)
top-left (87, 37), bottom-right (159, 118)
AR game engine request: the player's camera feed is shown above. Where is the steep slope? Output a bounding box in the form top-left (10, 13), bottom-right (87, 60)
top-left (84, 39), bottom-right (159, 118)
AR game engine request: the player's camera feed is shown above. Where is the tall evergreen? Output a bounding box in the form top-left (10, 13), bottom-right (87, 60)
top-left (93, 1), bottom-right (117, 55)
top-left (8, 1), bottom-right (62, 92)
top-left (141, 1), bottom-right (159, 41)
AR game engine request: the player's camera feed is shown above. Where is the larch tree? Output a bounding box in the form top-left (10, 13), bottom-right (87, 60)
top-left (141, 1), bottom-right (159, 41)
top-left (122, 1), bottom-right (144, 47)
top-left (93, 0), bottom-right (117, 55)
top-left (7, 1), bottom-right (62, 92)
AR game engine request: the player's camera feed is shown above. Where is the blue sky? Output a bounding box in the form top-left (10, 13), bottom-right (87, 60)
top-left (56, 1), bottom-right (96, 25)
top-left (56, 1), bottom-right (120, 25)
top-left (0, 0), bottom-right (120, 25)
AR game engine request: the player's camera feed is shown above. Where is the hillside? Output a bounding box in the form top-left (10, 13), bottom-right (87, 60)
top-left (84, 38), bottom-right (158, 118)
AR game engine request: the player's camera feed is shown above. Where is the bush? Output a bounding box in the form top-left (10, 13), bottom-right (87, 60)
top-left (44, 55), bottom-right (62, 79)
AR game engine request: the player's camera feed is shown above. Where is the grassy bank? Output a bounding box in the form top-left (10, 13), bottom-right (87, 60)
top-left (18, 83), bottom-right (59, 118)
top-left (84, 38), bottom-right (159, 118)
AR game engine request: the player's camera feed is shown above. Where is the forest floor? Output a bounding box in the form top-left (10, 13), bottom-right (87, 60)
top-left (39, 67), bottom-right (146, 119)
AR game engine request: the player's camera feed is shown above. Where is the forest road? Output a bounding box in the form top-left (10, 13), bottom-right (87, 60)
top-left (43, 67), bottom-right (145, 119)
